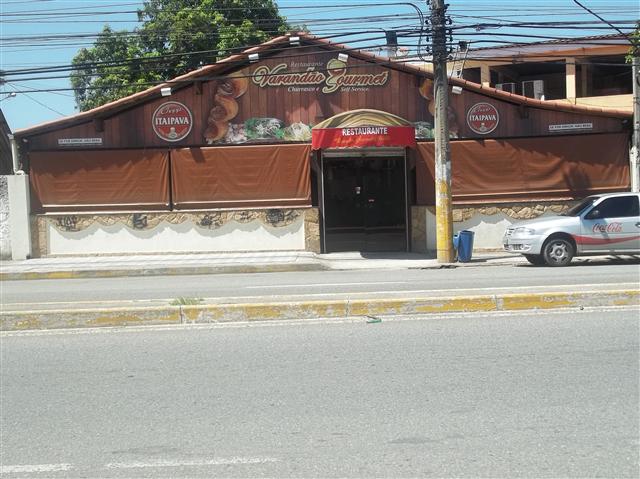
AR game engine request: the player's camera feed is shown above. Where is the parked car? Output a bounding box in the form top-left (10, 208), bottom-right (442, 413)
top-left (503, 192), bottom-right (640, 266)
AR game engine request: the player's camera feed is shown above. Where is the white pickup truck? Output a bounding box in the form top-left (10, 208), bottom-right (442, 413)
top-left (503, 192), bottom-right (640, 266)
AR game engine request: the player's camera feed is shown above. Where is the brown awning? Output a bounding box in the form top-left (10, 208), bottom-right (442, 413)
top-left (30, 149), bottom-right (170, 212)
top-left (171, 144), bottom-right (311, 209)
top-left (416, 132), bottom-right (630, 204)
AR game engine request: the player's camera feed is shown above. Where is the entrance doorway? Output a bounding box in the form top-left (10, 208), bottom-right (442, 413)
top-left (322, 155), bottom-right (407, 252)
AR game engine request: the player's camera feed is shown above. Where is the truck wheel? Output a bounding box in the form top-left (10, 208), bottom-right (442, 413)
top-left (524, 254), bottom-right (545, 266)
top-left (542, 238), bottom-right (574, 267)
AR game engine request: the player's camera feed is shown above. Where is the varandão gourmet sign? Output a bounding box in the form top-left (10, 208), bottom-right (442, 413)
top-left (252, 59), bottom-right (389, 94)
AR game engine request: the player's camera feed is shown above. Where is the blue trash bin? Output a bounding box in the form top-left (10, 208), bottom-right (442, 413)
top-left (453, 230), bottom-right (475, 262)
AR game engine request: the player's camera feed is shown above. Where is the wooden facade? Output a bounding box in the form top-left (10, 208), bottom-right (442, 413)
top-left (20, 39), bottom-right (629, 153)
top-left (14, 33), bottom-right (633, 212)
top-left (12, 33), bottom-right (635, 255)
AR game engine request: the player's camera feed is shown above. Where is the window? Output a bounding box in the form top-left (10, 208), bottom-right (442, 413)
top-left (588, 196), bottom-right (640, 219)
top-left (563, 196), bottom-right (599, 216)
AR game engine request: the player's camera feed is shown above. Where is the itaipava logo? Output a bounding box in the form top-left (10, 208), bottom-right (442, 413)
top-left (466, 102), bottom-right (499, 135)
top-left (152, 101), bottom-right (193, 142)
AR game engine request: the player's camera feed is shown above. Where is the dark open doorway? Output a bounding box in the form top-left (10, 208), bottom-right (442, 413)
top-left (322, 155), bottom-right (407, 252)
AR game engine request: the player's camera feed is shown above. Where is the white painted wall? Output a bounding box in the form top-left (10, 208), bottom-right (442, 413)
top-left (0, 176), bottom-right (10, 259)
top-left (452, 212), bottom-right (513, 250)
top-left (425, 209), bottom-right (561, 252)
top-left (7, 174), bottom-right (31, 260)
top-left (426, 209), bottom-right (436, 252)
top-left (46, 217), bottom-right (305, 255)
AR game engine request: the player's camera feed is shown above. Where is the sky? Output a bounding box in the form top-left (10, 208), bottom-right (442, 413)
top-left (1, 0), bottom-right (638, 132)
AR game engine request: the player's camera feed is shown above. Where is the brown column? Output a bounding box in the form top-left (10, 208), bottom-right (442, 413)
top-left (480, 64), bottom-right (491, 87)
top-left (580, 62), bottom-right (589, 97)
top-left (565, 57), bottom-right (576, 99)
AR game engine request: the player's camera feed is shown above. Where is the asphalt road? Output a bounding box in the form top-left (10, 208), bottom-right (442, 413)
top-left (1, 307), bottom-right (638, 478)
top-left (1, 262), bottom-right (639, 311)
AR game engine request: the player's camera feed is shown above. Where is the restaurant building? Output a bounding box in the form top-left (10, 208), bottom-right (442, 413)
top-left (12, 33), bottom-right (632, 257)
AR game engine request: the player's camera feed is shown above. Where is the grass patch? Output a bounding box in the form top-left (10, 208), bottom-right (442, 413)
top-left (170, 297), bottom-right (204, 306)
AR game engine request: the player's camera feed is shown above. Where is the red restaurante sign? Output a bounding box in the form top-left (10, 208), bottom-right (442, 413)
top-left (152, 101), bottom-right (193, 142)
top-left (312, 126), bottom-right (415, 149)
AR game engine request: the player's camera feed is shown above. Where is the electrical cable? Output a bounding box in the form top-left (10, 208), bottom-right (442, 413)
top-left (4, 82), bottom-right (67, 115)
top-left (1, 1), bottom-right (636, 101)
top-left (1, 47), bottom-right (632, 95)
top-left (571, 0), bottom-right (635, 42)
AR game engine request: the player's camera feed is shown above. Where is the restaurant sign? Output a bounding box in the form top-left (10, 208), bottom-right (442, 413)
top-left (252, 59), bottom-right (389, 94)
top-left (466, 102), bottom-right (499, 135)
top-left (152, 101), bottom-right (193, 142)
top-left (312, 126), bottom-right (415, 149)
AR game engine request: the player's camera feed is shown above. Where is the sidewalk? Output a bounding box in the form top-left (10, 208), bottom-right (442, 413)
top-left (0, 250), bottom-right (526, 281)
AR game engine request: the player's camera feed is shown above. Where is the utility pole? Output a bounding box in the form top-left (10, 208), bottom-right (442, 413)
top-left (631, 56), bottom-right (639, 192)
top-left (430, 0), bottom-right (455, 262)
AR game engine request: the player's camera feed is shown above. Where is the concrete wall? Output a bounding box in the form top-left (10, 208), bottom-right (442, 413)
top-left (31, 203), bottom-right (578, 257)
top-left (0, 176), bottom-right (9, 259)
top-left (31, 208), bottom-right (321, 257)
top-left (561, 94), bottom-right (632, 113)
top-left (6, 175), bottom-right (32, 260)
top-left (412, 202), bottom-right (574, 253)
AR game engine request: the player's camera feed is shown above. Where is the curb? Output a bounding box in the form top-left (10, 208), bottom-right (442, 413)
top-left (0, 263), bottom-right (327, 281)
top-left (0, 257), bottom-right (526, 281)
top-left (2, 289), bottom-right (637, 332)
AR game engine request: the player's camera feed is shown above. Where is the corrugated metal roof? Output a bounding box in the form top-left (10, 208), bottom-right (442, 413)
top-left (468, 33), bottom-right (630, 54)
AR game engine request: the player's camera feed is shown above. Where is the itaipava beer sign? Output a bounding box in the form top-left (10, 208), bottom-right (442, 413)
top-left (152, 101), bottom-right (193, 142)
top-left (466, 102), bottom-right (499, 135)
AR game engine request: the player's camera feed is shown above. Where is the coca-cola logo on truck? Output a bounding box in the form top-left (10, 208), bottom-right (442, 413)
top-left (466, 102), bottom-right (499, 135)
top-left (152, 101), bottom-right (193, 142)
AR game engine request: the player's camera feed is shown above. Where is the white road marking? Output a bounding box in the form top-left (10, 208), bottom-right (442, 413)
top-left (105, 457), bottom-right (279, 469)
top-left (0, 299), bottom-right (165, 307)
top-left (244, 281), bottom-right (411, 288)
top-left (0, 464), bottom-right (73, 473)
top-left (239, 282), bottom-right (640, 295)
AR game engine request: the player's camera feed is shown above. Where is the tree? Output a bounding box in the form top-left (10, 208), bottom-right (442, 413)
top-left (71, 27), bottom-right (163, 111)
top-left (71, 0), bottom-right (287, 111)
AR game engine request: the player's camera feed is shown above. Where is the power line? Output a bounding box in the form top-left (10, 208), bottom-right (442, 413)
top-left (1, 17), bottom-right (632, 55)
top-left (1, 1), bottom-right (636, 110)
top-left (571, 0), bottom-right (632, 42)
top-left (5, 83), bottom-right (67, 115)
top-left (1, 31), bottom-right (409, 77)
top-left (1, 31), bottom-right (633, 84)
top-left (1, 47), bottom-right (632, 96)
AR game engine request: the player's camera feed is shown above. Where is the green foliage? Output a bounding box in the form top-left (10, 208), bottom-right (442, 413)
top-left (627, 21), bottom-right (640, 62)
top-left (71, 27), bottom-right (163, 111)
top-left (170, 297), bottom-right (204, 305)
top-left (71, 0), bottom-right (288, 111)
